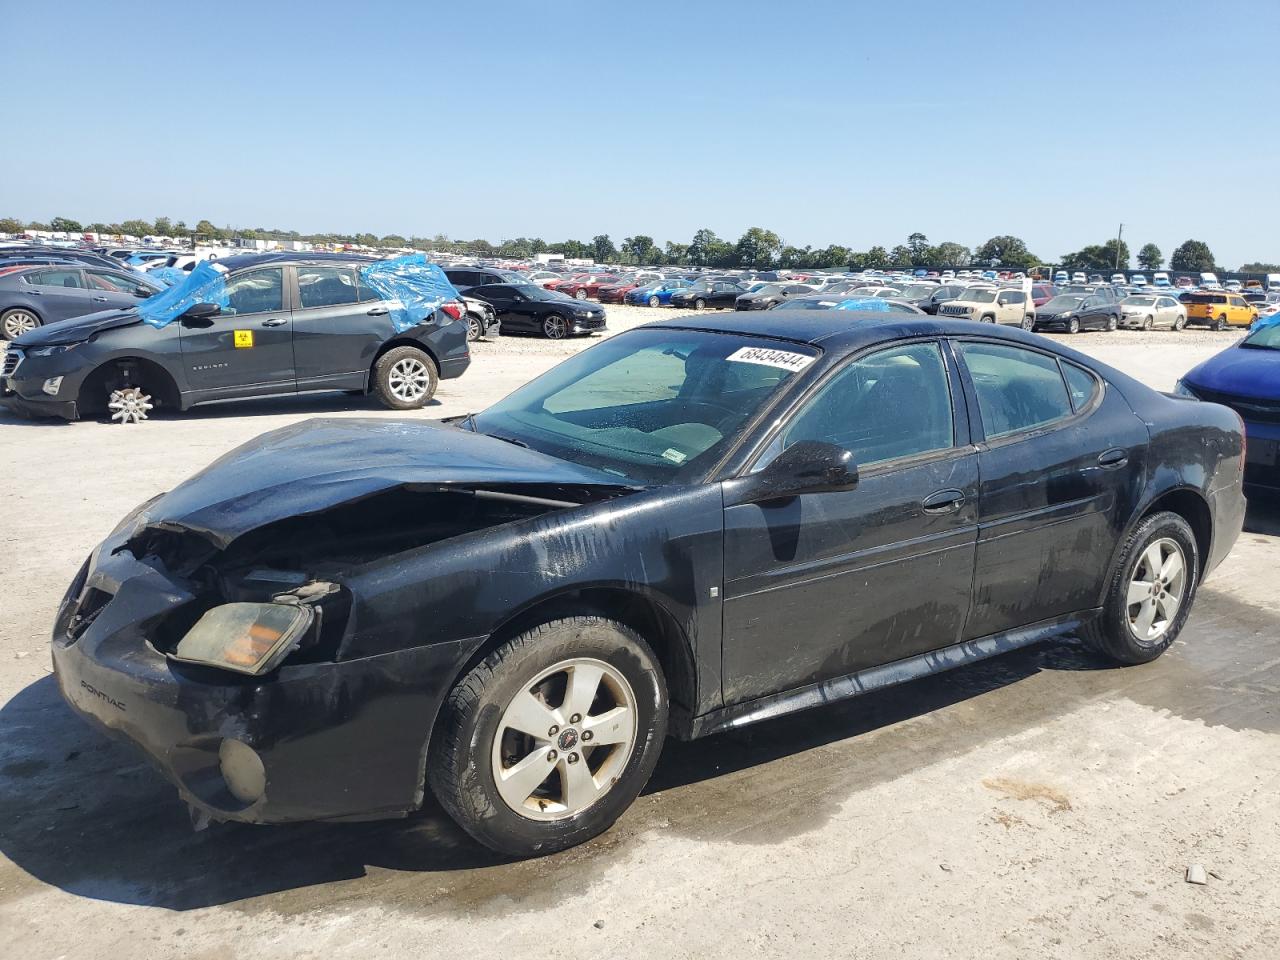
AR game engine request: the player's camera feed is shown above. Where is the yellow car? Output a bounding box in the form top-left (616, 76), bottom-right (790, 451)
top-left (1182, 291), bottom-right (1259, 330)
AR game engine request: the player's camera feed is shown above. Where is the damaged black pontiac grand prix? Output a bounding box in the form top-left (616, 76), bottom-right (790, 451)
top-left (52, 312), bottom-right (1245, 856)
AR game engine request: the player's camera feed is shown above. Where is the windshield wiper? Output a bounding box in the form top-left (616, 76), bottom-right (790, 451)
top-left (485, 432), bottom-right (530, 448)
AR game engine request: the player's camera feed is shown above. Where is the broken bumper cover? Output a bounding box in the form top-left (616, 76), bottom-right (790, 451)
top-left (51, 547), bottom-right (482, 825)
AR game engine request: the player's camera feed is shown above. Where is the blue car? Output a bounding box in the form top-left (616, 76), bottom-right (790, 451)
top-left (1177, 317), bottom-right (1280, 490)
top-left (625, 278), bottom-right (691, 307)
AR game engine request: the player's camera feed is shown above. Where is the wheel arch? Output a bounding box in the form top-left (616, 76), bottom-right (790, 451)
top-left (77, 355), bottom-right (182, 416)
top-left (2, 302), bottom-right (44, 326)
top-left (369, 336), bottom-right (440, 385)
top-left (1103, 485), bottom-right (1213, 601)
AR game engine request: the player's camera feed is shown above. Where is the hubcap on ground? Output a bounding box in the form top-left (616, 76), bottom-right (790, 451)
top-left (387, 357), bottom-right (430, 401)
top-left (490, 657), bottom-right (637, 821)
top-left (108, 387), bottom-right (153, 424)
top-left (3, 311), bottom-right (38, 339)
top-left (1126, 537), bottom-right (1186, 643)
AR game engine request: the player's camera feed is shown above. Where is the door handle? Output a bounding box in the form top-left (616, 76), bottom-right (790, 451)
top-left (922, 489), bottom-right (966, 513)
top-left (366, 306), bottom-right (389, 316)
top-left (92, 296), bottom-right (108, 301)
top-left (1098, 448), bottom-right (1128, 468)
top-left (260, 318), bottom-right (288, 327)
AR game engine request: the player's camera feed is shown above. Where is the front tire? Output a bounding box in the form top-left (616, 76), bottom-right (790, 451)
top-left (1067, 317), bottom-right (1080, 334)
top-left (575, 288), bottom-right (588, 300)
top-left (1106, 314), bottom-right (1118, 332)
top-left (1080, 511), bottom-right (1198, 665)
top-left (648, 295), bottom-right (660, 308)
top-left (693, 298), bottom-right (706, 310)
top-left (1214, 315), bottom-right (1228, 331)
top-left (1143, 315), bottom-right (1154, 330)
top-left (372, 345), bottom-right (438, 410)
top-left (466, 314), bottom-right (483, 342)
top-left (543, 314), bottom-right (569, 339)
top-left (429, 617), bottom-right (668, 857)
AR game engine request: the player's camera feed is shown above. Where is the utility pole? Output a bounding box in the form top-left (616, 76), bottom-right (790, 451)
top-left (1114, 223), bottom-right (1124, 270)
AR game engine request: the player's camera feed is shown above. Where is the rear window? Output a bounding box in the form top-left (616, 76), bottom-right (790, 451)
top-left (1183, 293), bottom-right (1226, 304)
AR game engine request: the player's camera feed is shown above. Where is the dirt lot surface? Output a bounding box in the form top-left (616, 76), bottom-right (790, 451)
top-left (2, 306), bottom-right (1277, 959)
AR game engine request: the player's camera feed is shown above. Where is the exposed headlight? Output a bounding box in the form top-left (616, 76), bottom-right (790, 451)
top-left (28, 343), bottom-right (81, 357)
top-left (42, 377), bottom-right (64, 395)
top-left (173, 602), bottom-right (314, 675)
top-left (1173, 380), bottom-right (1200, 399)
top-left (1059, 311), bottom-right (1073, 318)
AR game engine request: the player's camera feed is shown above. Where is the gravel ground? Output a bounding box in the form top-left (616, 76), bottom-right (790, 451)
top-left (1, 304), bottom-right (1276, 960)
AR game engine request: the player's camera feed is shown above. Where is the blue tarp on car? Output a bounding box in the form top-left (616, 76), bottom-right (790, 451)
top-left (833, 297), bottom-right (893, 312)
top-left (358, 254), bottom-right (461, 333)
top-left (135, 261), bottom-right (230, 328)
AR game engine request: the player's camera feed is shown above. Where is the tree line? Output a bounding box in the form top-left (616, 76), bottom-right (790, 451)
top-left (2, 215), bottom-right (1250, 274)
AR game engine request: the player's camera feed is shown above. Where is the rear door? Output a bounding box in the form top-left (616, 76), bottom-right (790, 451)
top-left (954, 339), bottom-right (1148, 639)
top-left (84, 269), bottom-right (154, 310)
top-left (22, 268), bottom-right (97, 322)
top-left (291, 264), bottom-right (387, 389)
top-left (179, 266), bottom-right (295, 392)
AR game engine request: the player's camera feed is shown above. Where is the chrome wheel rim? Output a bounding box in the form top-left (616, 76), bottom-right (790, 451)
top-left (490, 657), bottom-right (637, 821)
top-left (648, 296), bottom-right (659, 307)
top-left (575, 289), bottom-right (587, 299)
top-left (3, 310), bottom-right (38, 339)
top-left (387, 357), bottom-right (431, 402)
top-left (467, 316), bottom-right (481, 341)
top-left (108, 386), bottom-right (153, 424)
top-left (1126, 538), bottom-right (1187, 644)
top-left (544, 315), bottom-right (567, 339)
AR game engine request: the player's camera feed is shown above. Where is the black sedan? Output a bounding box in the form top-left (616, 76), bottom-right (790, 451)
top-left (463, 282), bottom-right (606, 339)
top-left (734, 283), bottom-right (814, 311)
top-left (2, 253), bottom-right (470, 421)
top-left (670, 280), bottom-right (747, 310)
top-left (51, 313), bottom-right (1244, 856)
top-left (1033, 294), bottom-right (1120, 333)
top-left (1, 264), bottom-right (164, 339)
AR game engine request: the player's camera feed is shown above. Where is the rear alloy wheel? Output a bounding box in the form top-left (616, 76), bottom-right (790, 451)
top-left (373, 346), bottom-right (438, 410)
top-left (107, 386), bottom-right (153, 424)
top-left (575, 288), bottom-right (588, 300)
top-left (2, 309), bottom-right (40, 340)
top-left (1081, 511), bottom-right (1198, 665)
top-left (1067, 317), bottom-right (1081, 334)
top-left (543, 314), bottom-right (569, 339)
top-left (1107, 314), bottom-right (1118, 332)
top-left (429, 617), bottom-right (667, 856)
top-left (1143, 315), bottom-right (1154, 330)
top-left (648, 295), bottom-right (660, 308)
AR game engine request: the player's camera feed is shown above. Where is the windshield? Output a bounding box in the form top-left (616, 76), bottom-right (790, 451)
top-left (751, 284), bottom-right (784, 296)
top-left (898, 284), bottom-right (935, 299)
top-left (513, 283), bottom-right (573, 302)
top-left (963, 290), bottom-right (998, 304)
top-left (472, 329), bottom-right (818, 484)
top-left (1122, 296), bottom-right (1157, 307)
top-left (1043, 295), bottom-right (1085, 311)
top-left (1242, 321), bottom-right (1280, 350)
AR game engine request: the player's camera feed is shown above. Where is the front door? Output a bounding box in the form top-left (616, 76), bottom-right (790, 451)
top-left (179, 266), bottom-right (295, 392)
top-left (721, 340), bottom-right (978, 705)
top-left (85, 269), bottom-right (154, 311)
top-left (954, 339), bottom-right (1148, 639)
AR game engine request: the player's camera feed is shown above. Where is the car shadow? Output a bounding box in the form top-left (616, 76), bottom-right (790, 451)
top-left (1244, 486), bottom-right (1280, 535)
top-left (0, 638), bottom-right (1101, 911)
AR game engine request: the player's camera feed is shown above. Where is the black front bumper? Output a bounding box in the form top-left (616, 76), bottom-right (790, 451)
top-left (1, 387), bottom-right (78, 420)
top-left (52, 548), bottom-right (483, 824)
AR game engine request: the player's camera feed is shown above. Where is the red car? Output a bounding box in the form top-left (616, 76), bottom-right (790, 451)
top-left (557, 274), bottom-right (623, 300)
top-left (1031, 283), bottom-right (1056, 307)
top-left (596, 280), bottom-right (644, 304)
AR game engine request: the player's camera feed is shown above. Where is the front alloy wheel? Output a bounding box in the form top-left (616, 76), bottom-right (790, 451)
top-left (543, 314), bottom-right (569, 339)
top-left (648, 295), bottom-right (660, 307)
top-left (575, 288), bottom-right (588, 300)
top-left (2, 309), bottom-right (40, 340)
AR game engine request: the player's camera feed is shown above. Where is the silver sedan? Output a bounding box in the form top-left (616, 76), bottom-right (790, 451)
top-left (1118, 294), bottom-right (1187, 331)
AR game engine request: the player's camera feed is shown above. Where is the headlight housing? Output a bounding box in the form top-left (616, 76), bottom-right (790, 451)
top-left (173, 602), bottom-right (314, 675)
top-left (27, 343), bottom-right (82, 357)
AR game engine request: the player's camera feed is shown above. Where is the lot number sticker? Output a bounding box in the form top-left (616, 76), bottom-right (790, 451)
top-left (233, 330), bottom-right (254, 349)
top-left (726, 346), bottom-right (814, 372)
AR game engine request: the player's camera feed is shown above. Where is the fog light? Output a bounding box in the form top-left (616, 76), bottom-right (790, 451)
top-left (42, 376), bottom-right (63, 396)
top-left (219, 738), bottom-right (266, 804)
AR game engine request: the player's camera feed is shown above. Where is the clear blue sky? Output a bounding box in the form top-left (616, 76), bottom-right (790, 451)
top-left (4, 0), bottom-right (1277, 268)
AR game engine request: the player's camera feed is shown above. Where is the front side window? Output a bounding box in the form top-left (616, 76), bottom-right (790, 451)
top-left (771, 342), bottom-right (954, 468)
top-left (959, 342), bottom-right (1074, 439)
top-left (297, 265), bottom-right (359, 309)
top-left (223, 268), bottom-right (284, 315)
top-left (86, 270), bottom-right (149, 293)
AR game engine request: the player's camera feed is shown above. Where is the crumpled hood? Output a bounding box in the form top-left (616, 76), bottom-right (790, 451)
top-left (133, 418), bottom-right (633, 549)
top-left (14, 308), bottom-right (140, 347)
top-left (1185, 345), bottom-right (1280, 400)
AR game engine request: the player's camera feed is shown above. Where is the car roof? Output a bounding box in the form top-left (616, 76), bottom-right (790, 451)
top-left (642, 310), bottom-right (1056, 351)
top-left (215, 251), bottom-right (381, 271)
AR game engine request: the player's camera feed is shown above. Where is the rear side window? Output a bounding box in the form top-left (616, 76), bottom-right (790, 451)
top-left (958, 342), bottom-right (1074, 439)
top-left (1061, 362), bottom-right (1100, 412)
top-left (297, 265), bottom-right (359, 308)
top-left (28, 268), bottom-right (84, 288)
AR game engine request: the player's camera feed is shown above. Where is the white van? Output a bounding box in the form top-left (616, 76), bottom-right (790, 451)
top-left (1200, 272), bottom-right (1221, 290)
top-left (1266, 273), bottom-right (1280, 292)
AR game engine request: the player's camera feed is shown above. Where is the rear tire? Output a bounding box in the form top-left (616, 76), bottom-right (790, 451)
top-left (1, 308), bottom-right (41, 340)
top-left (1080, 511), bottom-right (1198, 665)
top-left (429, 617), bottom-right (668, 857)
top-left (1106, 314), bottom-right (1118, 332)
top-left (1021, 314), bottom-right (1035, 331)
top-left (372, 345), bottom-right (438, 410)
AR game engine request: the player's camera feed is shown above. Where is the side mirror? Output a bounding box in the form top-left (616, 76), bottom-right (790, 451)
top-left (743, 441), bottom-right (859, 503)
top-left (134, 285), bottom-right (153, 297)
top-left (180, 301), bottom-right (221, 323)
